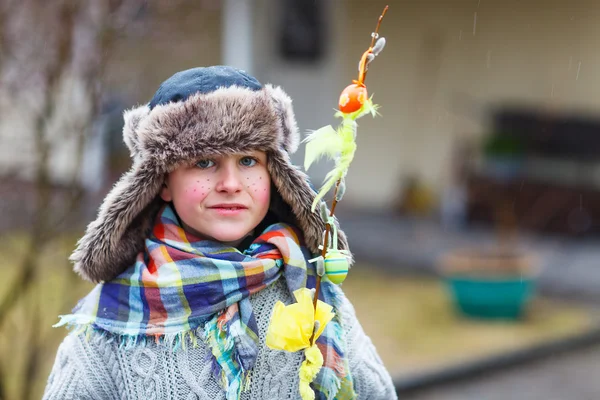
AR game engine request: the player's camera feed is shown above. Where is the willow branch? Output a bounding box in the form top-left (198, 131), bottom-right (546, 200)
top-left (311, 180), bottom-right (342, 312)
top-left (361, 5), bottom-right (388, 84)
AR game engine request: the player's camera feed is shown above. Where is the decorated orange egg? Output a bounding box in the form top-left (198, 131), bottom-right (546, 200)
top-left (338, 83), bottom-right (368, 114)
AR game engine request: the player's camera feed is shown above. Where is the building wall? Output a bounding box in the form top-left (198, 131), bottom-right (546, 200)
top-left (105, 2), bottom-right (223, 104)
top-left (251, 0), bottom-right (349, 182)
top-left (337, 0), bottom-right (600, 209)
top-left (8, 0), bottom-right (600, 207)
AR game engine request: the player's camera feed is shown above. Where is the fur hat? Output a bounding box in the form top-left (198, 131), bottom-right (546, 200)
top-left (71, 66), bottom-right (351, 283)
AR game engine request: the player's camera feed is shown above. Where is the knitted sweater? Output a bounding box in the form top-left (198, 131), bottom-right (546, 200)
top-left (44, 279), bottom-right (397, 400)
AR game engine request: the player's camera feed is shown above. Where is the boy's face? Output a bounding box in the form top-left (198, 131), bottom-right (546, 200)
top-left (160, 151), bottom-right (271, 246)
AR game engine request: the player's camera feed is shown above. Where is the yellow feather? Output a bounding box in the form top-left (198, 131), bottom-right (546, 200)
top-left (334, 97), bottom-right (379, 120)
top-left (305, 97), bottom-right (380, 211)
top-left (303, 125), bottom-right (342, 171)
top-left (311, 168), bottom-right (342, 211)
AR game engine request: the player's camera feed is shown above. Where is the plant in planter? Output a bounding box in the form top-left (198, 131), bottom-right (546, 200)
top-left (440, 140), bottom-right (539, 320)
top-left (481, 132), bottom-right (525, 180)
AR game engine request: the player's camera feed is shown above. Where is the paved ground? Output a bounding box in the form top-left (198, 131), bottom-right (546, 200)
top-left (339, 210), bottom-right (600, 303)
top-left (400, 342), bottom-right (600, 400)
top-left (338, 210), bottom-right (600, 400)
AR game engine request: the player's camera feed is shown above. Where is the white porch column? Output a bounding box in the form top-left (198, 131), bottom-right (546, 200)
top-left (221, 0), bottom-right (254, 74)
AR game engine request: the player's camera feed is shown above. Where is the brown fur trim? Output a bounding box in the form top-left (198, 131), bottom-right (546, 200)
top-left (264, 84), bottom-right (300, 153)
top-left (136, 87), bottom-right (281, 173)
top-left (122, 105), bottom-right (150, 161)
top-left (71, 165), bottom-right (164, 282)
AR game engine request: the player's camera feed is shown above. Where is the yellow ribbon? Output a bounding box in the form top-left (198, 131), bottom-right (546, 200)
top-left (266, 288), bottom-right (335, 400)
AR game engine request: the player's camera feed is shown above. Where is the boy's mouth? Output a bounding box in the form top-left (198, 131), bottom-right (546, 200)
top-left (209, 203), bottom-right (248, 210)
top-left (208, 204), bottom-right (248, 215)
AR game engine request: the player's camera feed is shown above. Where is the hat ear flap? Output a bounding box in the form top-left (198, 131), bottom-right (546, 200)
top-left (70, 166), bottom-right (164, 282)
top-left (122, 105), bottom-right (150, 161)
top-left (264, 84), bottom-right (300, 154)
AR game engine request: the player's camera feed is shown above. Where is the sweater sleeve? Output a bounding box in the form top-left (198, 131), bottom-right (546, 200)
top-left (43, 334), bottom-right (122, 400)
top-left (339, 293), bottom-right (398, 400)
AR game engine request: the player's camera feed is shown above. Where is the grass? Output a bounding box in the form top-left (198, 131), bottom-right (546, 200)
top-left (0, 234), bottom-right (92, 400)
top-left (342, 265), bottom-right (598, 377)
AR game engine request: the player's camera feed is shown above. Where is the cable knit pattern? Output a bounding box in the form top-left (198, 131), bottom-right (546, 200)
top-left (44, 279), bottom-right (396, 399)
top-left (339, 295), bottom-right (398, 400)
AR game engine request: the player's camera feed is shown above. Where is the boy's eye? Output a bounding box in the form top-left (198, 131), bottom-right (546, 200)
top-left (196, 159), bottom-right (215, 169)
top-left (240, 157), bottom-right (257, 167)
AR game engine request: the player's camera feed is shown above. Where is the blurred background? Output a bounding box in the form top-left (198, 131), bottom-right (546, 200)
top-left (3, 0), bottom-right (600, 399)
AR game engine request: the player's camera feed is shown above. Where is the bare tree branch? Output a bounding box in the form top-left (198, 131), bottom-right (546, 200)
top-left (22, 265), bottom-right (41, 400)
top-left (0, 0), bottom-right (20, 64)
top-left (0, 1), bottom-right (81, 322)
top-left (0, 250), bottom-right (36, 329)
top-left (0, 1), bottom-right (148, 396)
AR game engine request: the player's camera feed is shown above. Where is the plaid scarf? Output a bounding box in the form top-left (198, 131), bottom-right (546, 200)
top-left (56, 205), bottom-right (355, 400)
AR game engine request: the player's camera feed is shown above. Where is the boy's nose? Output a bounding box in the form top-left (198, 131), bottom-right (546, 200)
top-left (215, 163), bottom-right (243, 193)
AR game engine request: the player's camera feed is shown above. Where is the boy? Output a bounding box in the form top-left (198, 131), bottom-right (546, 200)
top-left (44, 66), bottom-right (396, 399)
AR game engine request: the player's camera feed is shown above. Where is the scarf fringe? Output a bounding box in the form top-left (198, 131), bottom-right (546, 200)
top-left (312, 367), bottom-right (341, 400)
top-left (55, 316), bottom-right (203, 352)
top-left (204, 314), bottom-right (251, 400)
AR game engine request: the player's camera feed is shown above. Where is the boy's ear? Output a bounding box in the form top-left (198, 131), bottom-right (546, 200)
top-left (160, 182), bottom-right (172, 202)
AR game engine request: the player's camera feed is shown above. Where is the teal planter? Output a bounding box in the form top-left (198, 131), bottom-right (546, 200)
top-left (444, 275), bottom-right (536, 320)
top-left (440, 249), bottom-right (539, 321)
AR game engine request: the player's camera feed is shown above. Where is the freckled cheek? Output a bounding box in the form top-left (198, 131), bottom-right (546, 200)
top-left (180, 184), bottom-right (210, 204)
top-left (248, 172), bottom-right (271, 205)
top-left (253, 185), bottom-right (270, 204)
